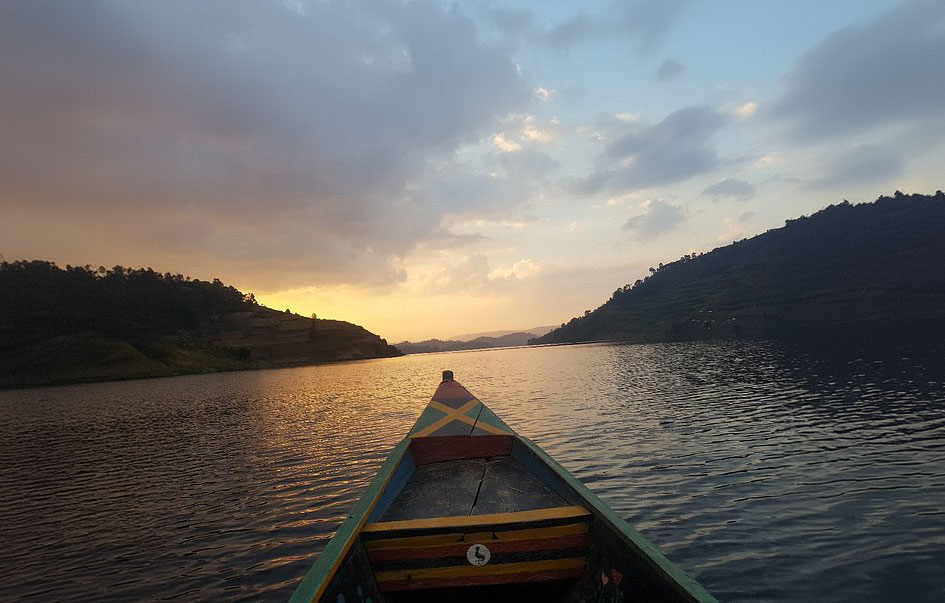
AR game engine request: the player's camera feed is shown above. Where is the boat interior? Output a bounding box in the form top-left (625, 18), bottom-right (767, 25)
top-left (359, 433), bottom-right (592, 601)
top-left (374, 434), bottom-right (577, 520)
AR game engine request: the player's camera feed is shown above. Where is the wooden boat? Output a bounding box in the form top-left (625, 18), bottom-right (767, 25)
top-left (290, 371), bottom-right (716, 603)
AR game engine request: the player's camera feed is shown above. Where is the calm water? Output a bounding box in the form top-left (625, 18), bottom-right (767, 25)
top-left (2, 341), bottom-right (944, 602)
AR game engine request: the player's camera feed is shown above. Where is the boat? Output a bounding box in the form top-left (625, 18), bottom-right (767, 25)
top-left (289, 371), bottom-right (717, 602)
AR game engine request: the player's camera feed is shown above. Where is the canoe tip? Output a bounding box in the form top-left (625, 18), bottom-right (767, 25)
top-left (442, 370), bottom-right (454, 382)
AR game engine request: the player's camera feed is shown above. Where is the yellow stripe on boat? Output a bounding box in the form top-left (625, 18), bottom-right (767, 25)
top-left (411, 400), bottom-right (481, 437)
top-left (362, 505), bottom-right (590, 534)
top-left (374, 557), bottom-right (587, 583)
top-left (363, 522), bottom-right (590, 551)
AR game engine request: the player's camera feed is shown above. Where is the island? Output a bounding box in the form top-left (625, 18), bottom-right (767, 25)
top-left (0, 261), bottom-right (401, 388)
top-left (534, 191), bottom-right (945, 345)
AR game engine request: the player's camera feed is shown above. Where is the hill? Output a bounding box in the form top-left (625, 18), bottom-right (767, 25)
top-left (395, 331), bottom-right (537, 354)
top-left (535, 191), bottom-right (945, 345)
top-left (0, 261), bottom-right (401, 388)
top-left (448, 325), bottom-right (556, 341)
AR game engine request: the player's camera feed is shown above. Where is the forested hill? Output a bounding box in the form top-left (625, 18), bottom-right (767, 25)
top-left (0, 262), bottom-right (400, 388)
top-left (535, 191), bottom-right (945, 345)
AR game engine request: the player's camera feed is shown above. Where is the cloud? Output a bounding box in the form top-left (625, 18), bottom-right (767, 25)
top-left (492, 115), bottom-right (558, 154)
top-left (419, 162), bottom-right (533, 218)
top-left (0, 1), bottom-right (531, 288)
top-left (702, 177), bottom-right (757, 201)
top-left (423, 254), bottom-right (541, 294)
top-left (454, 216), bottom-right (536, 232)
top-left (427, 253), bottom-right (492, 294)
top-left (541, 13), bottom-right (596, 49)
top-left (766, 0), bottom-right (945, 143)
top-left (654, 58), bottom-right (685, 81)
top-left (480, 5), bottom-right (534, 35)
top-left (734, 102), bottom-right (757, 119)
top-left (494, 133), bottom-right (523, 152)
top-left (538, 0), bottom-right (688, 52)
top-left (574, 106), bottom-right (731, 194)
top-left (500, 150), bottom-right (560, 179)
top-left (806, 145), bottom-right (904, 189)
top-left (717, 215), bottom-right (753, 243)
top-left (416, 231), bottom-right (490, 251)
top-left (488, 258), bottom-right (542, 280)
top-left (622, 199), bottom-right (686, 240)
top-left (522, 115), bottom-right (558, 142)
top-left (617, 0), bottom-right (689, 52)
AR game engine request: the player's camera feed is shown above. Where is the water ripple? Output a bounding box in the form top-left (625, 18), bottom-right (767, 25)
top-left (2, 341), bottom-right (945, 601)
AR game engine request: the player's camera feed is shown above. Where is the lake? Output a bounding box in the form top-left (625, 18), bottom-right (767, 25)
top-left (1, 340), bottom-right (944, 602)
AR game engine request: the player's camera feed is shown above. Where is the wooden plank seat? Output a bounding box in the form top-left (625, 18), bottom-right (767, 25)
top-left (362, 506), bottom-right (591, 591)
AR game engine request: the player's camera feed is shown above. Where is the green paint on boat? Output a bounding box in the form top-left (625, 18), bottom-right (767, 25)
top-left (407, 406), bottom-right (442, 435)
top-left (472, 403), bottom-right (513, 433)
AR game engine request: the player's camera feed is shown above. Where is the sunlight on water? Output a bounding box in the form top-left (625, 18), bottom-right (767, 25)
top-left (2, 341), bottom-right (944, 601)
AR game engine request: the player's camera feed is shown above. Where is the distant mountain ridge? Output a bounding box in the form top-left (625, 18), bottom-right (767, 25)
top-left (448, 325), bottom-right (556, 341)
top-left (396, 331), bottom-right (538, 354)
top-left (0, 261), bottom-right (401, 388)
top-left (535, 191), bottom-right (945, 345)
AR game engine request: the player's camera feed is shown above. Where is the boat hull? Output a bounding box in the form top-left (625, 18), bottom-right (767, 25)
top-left (289, 377), bottom-right (716, 603)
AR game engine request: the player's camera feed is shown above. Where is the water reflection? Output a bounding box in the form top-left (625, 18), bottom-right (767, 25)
top-left (1, 341), bottom-right (944, 601)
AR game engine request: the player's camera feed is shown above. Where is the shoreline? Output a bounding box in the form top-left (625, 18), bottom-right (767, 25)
top-left (0, 352), bottom-right (402, 392)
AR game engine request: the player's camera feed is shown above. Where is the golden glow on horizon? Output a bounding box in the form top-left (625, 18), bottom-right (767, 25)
top-left (253, 248), bottom-right (576, 343)
top-left (256, 284), bottom-right (530, 343)
top-left (251, 239), bottom-right (653, 343)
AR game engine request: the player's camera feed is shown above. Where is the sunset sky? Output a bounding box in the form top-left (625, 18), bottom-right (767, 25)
top-left (2, 0), bottom-right (944, 342)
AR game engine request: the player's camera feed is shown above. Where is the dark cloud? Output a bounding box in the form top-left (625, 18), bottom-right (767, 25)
top-left (702, 177), bottom-right (756, 201)
top-left (0, 1), bottom-right (531, 287)
top-left (767, 0), bottom-right (945, 143)
top-left (540, 13), bottom-right (596, 49)
top-left (806, 145), bottom-right (904, 190)
top-left (654, 58), bottom-right (685, 81)
top-left (538, 0), bottom-right (688, 52)
top-left (622, 199), bottom-right (686, 240)
top-left (616, 0), bottom-right (689, 53)
top-left (480, 5), bottom-right (535, 35)
top-left (574, 106), bottom-right (731, 194)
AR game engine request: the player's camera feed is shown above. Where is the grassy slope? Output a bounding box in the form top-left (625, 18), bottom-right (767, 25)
top-left (2, 309), bottom-right (402, 388)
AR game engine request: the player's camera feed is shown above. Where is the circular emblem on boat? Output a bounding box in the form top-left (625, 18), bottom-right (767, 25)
top-left (466, 543), bottom-right (491, 566)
